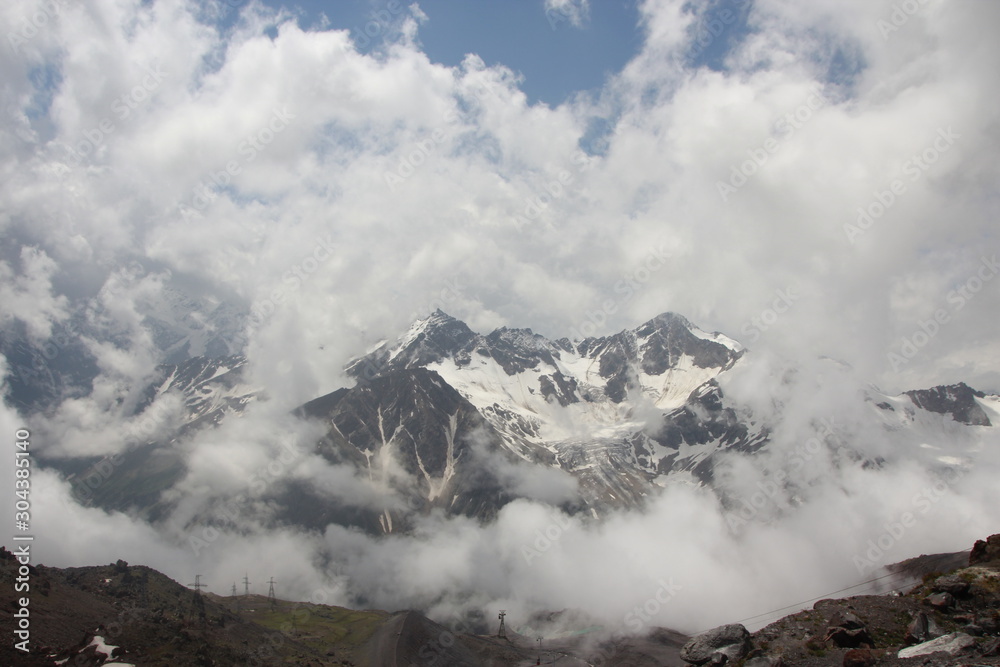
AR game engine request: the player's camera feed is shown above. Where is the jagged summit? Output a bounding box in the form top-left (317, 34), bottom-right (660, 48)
top-left (342, 310), bottom-right (748, 474)
top-left (348, 310), bottom-right (742, 384)
top-left (904, 382), bottom-right (992, 426)
top-left (345, 310), bottom-right (476, 380)
top-left (420, 308), bottom-right (463, 329)
top-left (640, 310), bottom-right (694, 331)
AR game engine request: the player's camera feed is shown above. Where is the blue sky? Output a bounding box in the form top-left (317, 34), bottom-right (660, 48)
top-left (3, 0), bottom-right (998, 403)
top-left (241, 0), bottom-right (760, 105)
top-left (254, 0), bottom-right (645, 106)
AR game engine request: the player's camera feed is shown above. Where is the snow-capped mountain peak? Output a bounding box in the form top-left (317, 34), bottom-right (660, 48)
top-left (345, 311), bottom-right (744, 460)
top-left (47, 308), bottom-right (997, 537)
top-left (345, 310), bottom-right (476, 378)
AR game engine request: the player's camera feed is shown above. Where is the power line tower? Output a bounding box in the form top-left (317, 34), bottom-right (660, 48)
top-left (232, 582), bottom-right (240, 613)
top-left (187, 575), bottom-right (207, 622)
top-left (188, 574), bottom-right (207, 594)
top-left (497, 610), bottom-right (507, 639)
top-left (267, 577), bottom-right (277, 610)
top-left (243, 573), bottom-right (251, 598)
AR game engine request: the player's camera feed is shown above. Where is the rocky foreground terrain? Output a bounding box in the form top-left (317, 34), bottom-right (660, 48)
top-left (1, 534), bottom-right (998, 666)
top-left (679, 534), bottom-right (1000, 667)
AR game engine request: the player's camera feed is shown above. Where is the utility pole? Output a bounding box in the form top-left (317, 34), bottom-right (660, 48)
top-left (243, 573), bottom-right (251, 598)
top-left (497, 610), bottom-right (507, 639)
top-left (232, 583), bottom-right (240, 613)
top-left (267, 577), bottom-right (277, 609)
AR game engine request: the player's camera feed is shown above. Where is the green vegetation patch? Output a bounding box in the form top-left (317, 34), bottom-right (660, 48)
top-left (249, 601), bottom-right (387, 653)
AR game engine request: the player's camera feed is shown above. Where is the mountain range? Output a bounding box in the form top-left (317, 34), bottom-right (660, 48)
top-left (42, 309), bottom-right (1000, 537)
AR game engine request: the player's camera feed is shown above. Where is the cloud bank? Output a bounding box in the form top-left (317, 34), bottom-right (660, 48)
top-left (2, 0), bottom-right (999, 638)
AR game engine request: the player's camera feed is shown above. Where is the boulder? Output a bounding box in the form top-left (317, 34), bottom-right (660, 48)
top-left (829, 610), bottom-right (865, 630)
top-left (924, 592), bottom-right (955, 610)
top-left (680, 624), bottom-right (752, 665)
top-left (904, 611), bottom-right (944, 645)
top-left (842, 648), bottom-right (876, 667)
top-left (824, 626), bottom-right (873, 649)
top-left (978, 615), bottom-right (1000, 635)
top-left (932, 574), bottom-right (971, 596)
top-left (824, 609), bottom-right (873, 648)
top-left (969, 534), bottom-right (1000, 564)
top-left (897, 632), bottom-right (977, 659)
top-left (963, 623), bottom-right (984, 636)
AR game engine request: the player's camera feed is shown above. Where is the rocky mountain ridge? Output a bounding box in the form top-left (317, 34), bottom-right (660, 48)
top-left (39, 310), bottom-right (1000, 537)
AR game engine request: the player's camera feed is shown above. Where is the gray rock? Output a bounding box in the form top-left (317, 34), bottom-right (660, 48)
top-left (977, 613), bottom-right (1000, 635)
top-left (964, 623), bottom-right (984, 636)
top-left (829, 610), bottom-right (865, 630)
top-left (970, 534), bottom-right (1000, 565)
top-left (905, 611), bottom-right (945, 645)
top-left (924, 591), bottom-right (955, 609)
top-left (824, 626), bottom-right (873, 648)
top-left (933, 574), bottom-right (971, 596)
top-left (680, 624), bottom-right (752, 665)
top-left (905, 611), bottom-right (928, 645)
top-left (897, 632), bottom-right (977, 659)
top-left (744, 655), bottom-right (782, 667)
